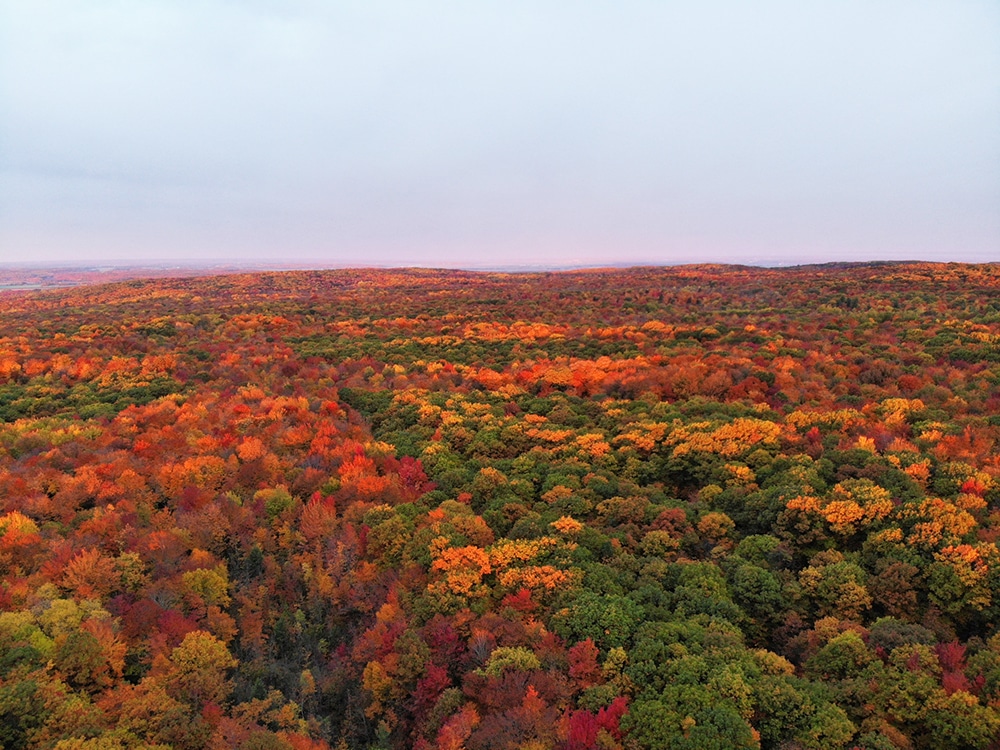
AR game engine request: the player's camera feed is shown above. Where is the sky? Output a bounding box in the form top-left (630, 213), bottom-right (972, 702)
top-left (1, 1), bottom-right (998, 269)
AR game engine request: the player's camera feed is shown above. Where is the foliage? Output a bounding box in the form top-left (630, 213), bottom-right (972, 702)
top-left (1, 262), bottom-right (1000, 748)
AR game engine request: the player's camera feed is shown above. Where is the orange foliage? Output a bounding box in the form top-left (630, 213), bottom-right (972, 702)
top-left (63, 547), bottom-right (118, 599)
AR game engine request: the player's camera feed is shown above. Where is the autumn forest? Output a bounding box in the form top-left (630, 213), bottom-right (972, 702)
top-left (2, 263), bottom-right (1000, 750)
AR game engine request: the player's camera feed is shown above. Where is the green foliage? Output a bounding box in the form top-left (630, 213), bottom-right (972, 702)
top-left (256, 487), bottom-right (295, 520)
top-left (552, 590), bottom-right (643, 651)
top-left (479, 646), bottom-right (541, 676)
top-left (623, 688), bottom-right (759, 750)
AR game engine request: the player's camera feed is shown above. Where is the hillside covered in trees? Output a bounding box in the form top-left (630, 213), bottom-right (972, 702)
top-left (1, 262), bottom-right (1000, 750)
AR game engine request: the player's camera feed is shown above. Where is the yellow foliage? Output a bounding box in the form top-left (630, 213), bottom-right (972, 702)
top-left (956, 493), bottom-right (988, 511)
top-left (670, 418), bottom-right (781, 457)
top-left (724, 463), bottom-right (757, 485)
top-left (698, 512), bottom-right (735, 540)
top-left (551, 516), bottom-right (583, 534)
top-left (429, 568), bottom-right (486, 597)
top-left (417, 403), bottom-right (442, 425)
top-left (542, 485), bottom-right (574, 504)
top-left (822, 500), bottom-right (865, 534)
top-left (786, 409), bottom-right (864, 429)
top-left (497, 565), bottom-right (570, 591)
top-left (887, 438), bottom-right (920, 453)
top-left (543, 366), bottom-right (574, 387)
top-left (432, 546), bottom-right (492, 576)
top-left (908, 521), bottom-right (945, 548)
top-left (856, 436), bottom-right (878, 453)
top-left (917, 428), bottom-right (944, 444)
top-left (615, 421), bottom-right (669, 453)
top-left (905, 497), bottom-right (977, 543)
top-left (182, 565), bottom-right (232, 608)
top-left (879, 398), bottom-right (925, 426)
top-left (812, 481), bottom-right (895, 535)
top-left (525, 427), bottom-right (576, 443)
top-left (935, 544), bottom-right (996, 606)
top-left (487, 538), bottom-right (556, 568)
top-left (158, 455), bottom-right (229, 497)
top-left (752, 649), bottom-right (796, 676)
top-left (362, 660), bottom-right (394, 718)
top-left (0, 510), bottom-right (39, 539)
top-left (428, 535), bottom-right (452, 559)
top-left (576, 433), bottom-right (611, 457)
top-left (236, 436), bottom-right (267, 462)
top-left (870, 528), bottom-right (904, 544)
top-left (641, 530), bottom-right (681, 557)
top-left (786, 496), bottom-right (822, 513)
top-left (903, 460), bottom-right (931, 486)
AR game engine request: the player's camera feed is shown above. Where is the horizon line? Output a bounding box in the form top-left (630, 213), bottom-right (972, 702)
top-left (2, 258), bottom-right (998, 275)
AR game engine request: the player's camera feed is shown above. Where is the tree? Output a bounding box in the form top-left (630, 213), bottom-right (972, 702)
top-left (161, 630), bottom-right (237, 709)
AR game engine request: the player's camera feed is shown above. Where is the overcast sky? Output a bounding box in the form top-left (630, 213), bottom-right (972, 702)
top-left (1, 1), bottom-right (998, 268)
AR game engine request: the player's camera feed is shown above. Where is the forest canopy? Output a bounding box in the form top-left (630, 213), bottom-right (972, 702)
top-left (1, 262), bottom-right (999, 749)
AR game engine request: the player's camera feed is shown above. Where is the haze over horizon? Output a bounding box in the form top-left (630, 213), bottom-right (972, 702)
top-left (2, 1), bottom-right (998, 268)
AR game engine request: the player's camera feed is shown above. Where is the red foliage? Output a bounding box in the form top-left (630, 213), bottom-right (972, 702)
top-left (399, 456), bottom-right (435, 495)
top-left (597, 697), bottom-right (628, 740)
top-left (501, 588), bottom-right (538, 614)
top-left (936, 641), bottom-right (968, 673)
top-left (567, 639), bottom-right (601, 688)
top-left (942, 670), bottom-right (971, 695)
top-left (961, 478), bottom-right (987, 497)
top-left (423, 617), bottom-right (465, 667)
top-left (564, 709), bottom-right (600, 750)
top-left (413, 663), bottom-right (452, 721)
top-left (650, 507), bottom-right (692, 537)
top-left (562, 697), bottom-right (627, 749)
